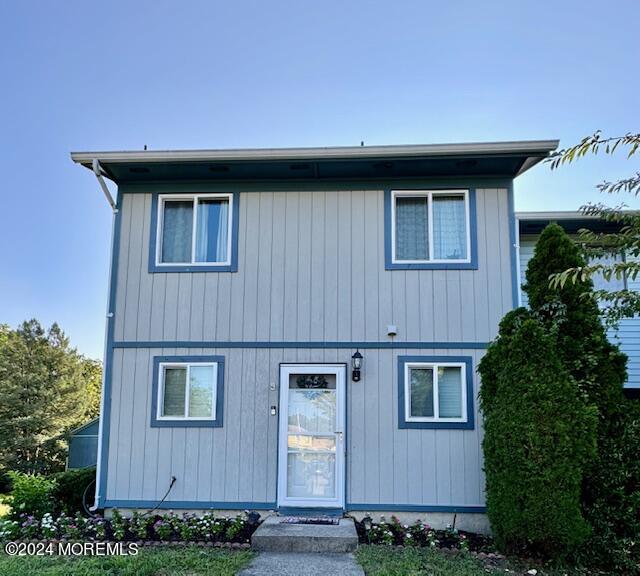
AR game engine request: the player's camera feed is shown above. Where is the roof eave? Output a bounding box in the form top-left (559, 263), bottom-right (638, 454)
top-left (70, 140), bottom-right (559, 167)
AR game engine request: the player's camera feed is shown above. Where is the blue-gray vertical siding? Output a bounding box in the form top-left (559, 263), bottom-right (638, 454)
top-left (105, 346), bottom-right (487, 507)
top-left (103, 185), bottom-right (514, 508)
top-left (112, 186), bottom-right (512, 344)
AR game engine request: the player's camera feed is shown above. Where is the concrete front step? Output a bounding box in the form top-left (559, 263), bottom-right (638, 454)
top-left (251, 516), bottom-right (359, 553)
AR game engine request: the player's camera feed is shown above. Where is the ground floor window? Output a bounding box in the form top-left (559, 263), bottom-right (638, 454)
top-left (398, 355), bottom-right (474, 429)
top-left (151, 356), bottom-right (225, 427)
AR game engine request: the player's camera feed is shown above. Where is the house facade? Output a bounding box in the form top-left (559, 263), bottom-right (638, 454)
top-left (72, 141), bottom-right (558, 531)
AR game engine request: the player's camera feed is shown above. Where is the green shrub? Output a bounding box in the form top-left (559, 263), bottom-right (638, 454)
top-left (577, 400), bottom-right (640, 574)
top-left (524, 223), bottom-right (628, 412)
top-left (50, 467), bottom-right (95, 516)
top-left (7, 471), bottom-right (56, 520)
top-left (523, 223), bottom-right (638, 572)
top-left (478, 309), bottom-right (597, 557)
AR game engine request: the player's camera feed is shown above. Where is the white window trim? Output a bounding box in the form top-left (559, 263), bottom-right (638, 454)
top-left (156, 193), bottom-right (233, 267)
top-left (157, 362), bottom-right (218, 421)
top-left (391, 189), bottom-right (471, 264)
top-left (404, 361), bottom-right (467, 423)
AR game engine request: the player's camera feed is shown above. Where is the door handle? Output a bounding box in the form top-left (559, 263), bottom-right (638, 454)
top-left (335, 431), bottom-right (344, 439)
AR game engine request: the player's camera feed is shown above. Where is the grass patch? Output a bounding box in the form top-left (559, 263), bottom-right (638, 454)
top-left (0, 545), bottom-right (253, 576)
top-left (355, 545), bottom-right (595, 576)
top-left (356, 546), bottom-right (490, 576)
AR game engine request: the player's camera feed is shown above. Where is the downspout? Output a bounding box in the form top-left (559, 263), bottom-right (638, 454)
top-left (92, 159), bottom-right (117, 211)
top-left (90, 160), bottom-right (117, 511)
top-left (515, 216), bottom-right (522, 307)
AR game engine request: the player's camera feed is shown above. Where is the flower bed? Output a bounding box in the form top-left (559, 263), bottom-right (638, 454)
top-left (0, 510), bottom-right (259, 545)
top-left (354, 515), bottom-right (494, 553)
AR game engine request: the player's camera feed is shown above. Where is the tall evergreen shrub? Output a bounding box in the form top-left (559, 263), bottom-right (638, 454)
top-left (523, 223), bottom-right (639, 573)
top-left (478, 309), bottom-right (597, 557)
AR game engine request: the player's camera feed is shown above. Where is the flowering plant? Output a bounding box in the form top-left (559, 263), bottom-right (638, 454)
top-left (359, 517), bottom-right (477, 551)
top-left (19, 514), bottom-right (40, 539)
top-left (0, 509), bottom-right (259, 544)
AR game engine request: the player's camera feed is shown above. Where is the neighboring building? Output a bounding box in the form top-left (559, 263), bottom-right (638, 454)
top-left (71, 141), bottom-right (558, 531)
top-left (517, 212), bottom-right (640, 397)
top-left (67, 418), bottom-right (99, 469)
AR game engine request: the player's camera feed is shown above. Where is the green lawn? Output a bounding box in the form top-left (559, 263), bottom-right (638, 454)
top-left (357, 546), bottom-right (492, 576)
top-left (0, 546), bottom-right (253, 576)
top-left (356, 545), bottom-right (595, 576)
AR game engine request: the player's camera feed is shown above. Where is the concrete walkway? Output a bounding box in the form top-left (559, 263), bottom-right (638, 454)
top-left (238, 552), bottom-right (365, 576)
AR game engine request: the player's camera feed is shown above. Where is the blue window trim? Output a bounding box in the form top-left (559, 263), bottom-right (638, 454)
top-left (384, 188), bottom-right (478, 270)
top-left (148, 192), bottom-right (240, 273)
top-left (150, 355), bottom-right (225, 428)
top-left (398, 355), bottom-right (475, 430)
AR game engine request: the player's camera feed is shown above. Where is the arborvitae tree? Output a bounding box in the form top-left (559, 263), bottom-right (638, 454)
top-left (523, 223), bottom-right (640, 573)
top-left (524, 223), bottom-right (627, 409)
top-left (478, 309), bottom-right (597, 557)
top-left (0, 320), bottom-right (101, 476)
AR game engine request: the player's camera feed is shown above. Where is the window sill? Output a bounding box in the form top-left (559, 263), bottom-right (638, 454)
top-left (150, 419), bottom-right (223, 428)
top-left (386, 261), bottom-right (477, 271)
top-left (148, 263), bottom-right (237, 273)
top-left (399, 420), bottom-right (474, 430)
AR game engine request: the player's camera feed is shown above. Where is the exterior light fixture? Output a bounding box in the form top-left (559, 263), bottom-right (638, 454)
top-left (352, 350), bottom-right (363, 382)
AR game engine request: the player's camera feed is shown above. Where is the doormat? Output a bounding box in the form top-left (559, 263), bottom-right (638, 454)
top-left (279, 516), bottom-right (340, 525)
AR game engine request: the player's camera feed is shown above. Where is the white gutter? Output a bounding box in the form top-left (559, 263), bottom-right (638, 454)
top-left (515, 216), bottom-right (522, 307)
top-left (71, 140), bottom-right (559, 165)
top-left (90, 159), bottom-right (117, 511)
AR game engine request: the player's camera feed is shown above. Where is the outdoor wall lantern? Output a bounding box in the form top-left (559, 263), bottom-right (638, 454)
top-left (352, 350), bottom-right (363, 382)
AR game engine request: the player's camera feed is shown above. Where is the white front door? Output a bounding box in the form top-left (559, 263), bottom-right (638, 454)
top-left (277, 364), bottom-right (346, 509)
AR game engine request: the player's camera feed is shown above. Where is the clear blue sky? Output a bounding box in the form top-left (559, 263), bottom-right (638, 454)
top-left (0, 0), bottom-right (638, 359)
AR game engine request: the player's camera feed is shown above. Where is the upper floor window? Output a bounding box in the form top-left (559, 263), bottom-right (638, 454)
top-left (155, 193), bottom-right (234, 268)
top-left (392, 190), bottom-right (471, 264)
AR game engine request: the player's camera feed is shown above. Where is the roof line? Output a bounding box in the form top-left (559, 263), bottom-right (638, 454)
top-left (71, 140), bottom-right (559, 165)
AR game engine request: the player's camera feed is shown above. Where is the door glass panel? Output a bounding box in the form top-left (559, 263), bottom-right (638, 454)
top-left (288, 435), bottom-right (336, 451)
top-left (287, 452), bottom-right (336, 499)
top-left (288, 374), bottom-right (336, 435)
top-left (286, 373), bottom-right (338, 500)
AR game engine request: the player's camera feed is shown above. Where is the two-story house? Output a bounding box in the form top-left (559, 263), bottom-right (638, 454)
top-left (71, 141), bottom-right (559, 532)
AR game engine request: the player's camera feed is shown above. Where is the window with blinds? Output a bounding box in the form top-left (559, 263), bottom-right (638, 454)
top-left (392, 190), bottom-right (470, 263)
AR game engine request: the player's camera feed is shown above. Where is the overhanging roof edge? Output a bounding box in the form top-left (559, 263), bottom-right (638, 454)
top-left (71, 140), bottom-right (559, 166)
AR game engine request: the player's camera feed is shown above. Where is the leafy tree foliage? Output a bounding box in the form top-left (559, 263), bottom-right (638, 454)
top-left (548, 131), bottom-right (640, 325)
top-left (478, 309), bottom-right (597, 557)
top-left (0, 320), bottom-right (101, 477)
top-left (523, 224), bottom-right (640, 573)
